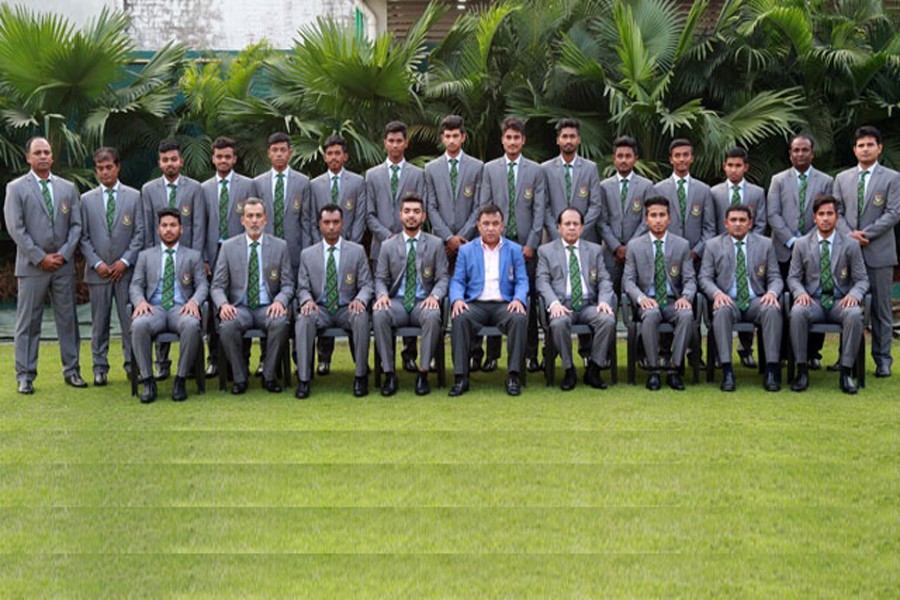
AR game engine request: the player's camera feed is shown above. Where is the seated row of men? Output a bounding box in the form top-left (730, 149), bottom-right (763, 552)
top-left (127, 188), bottom-right (868, 403)
top-left (4, 118), bottom-right (895, 396)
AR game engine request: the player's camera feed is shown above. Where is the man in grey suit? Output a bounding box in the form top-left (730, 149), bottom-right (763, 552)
top-left (623, 196), bottom-right (696, 391)
top-left (598, 136), bottom-right (656, 296)
top-left (80, 147), bottom-right (145, 386)
top-left (541, 118), bottom-right (602, 243)
top-left (536, 207), bottom-right (616, 391)
top-left (653, 139), bottom-right (716, 263)
top-left (833, 125), bottom-right (900, 378)
top-left (294, 205), bottom-right (373, 399)
top-left (373, 195), bottom-right (449, 396)
top-left (130, 208), bottom-right (207, 403)
top-left (201, 136), bottom-right (256, 377)
top-left (479, 117), bottom-right (547, 372)
top-left (142, 139), bottom-right (206, 381)
top-left (4, 136), bottom-right (86, 393)
top-left (709, 147), bottom-right (768, 367)
top-left (699, 205), bottom-right (783, 392)
top-left (788, 196), bottom-right (869, 394)
top-left (306, 135), bottom-right (367, 375)
top-left (211, 199), bottom-right (293, 395)
top-left (768, 134), bottom-right (834, 369)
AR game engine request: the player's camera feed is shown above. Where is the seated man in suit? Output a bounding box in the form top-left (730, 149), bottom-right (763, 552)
top-left (699, 205), bottom-right (783, 392)
top-left (623, 196), bottom-right (696, 391)
top-left (373, 194), bottom-right (449, 396)
top-left (211, 198), bottom-right (294, 395)
top-left (130, 208), bottom-right (207, 403)
top-left (449, 203), bottom-right (529, 397)
top-left (294, 205), bottom-right (373, 399)
top-left (788, 196), bottom-right (869, 394)
top-left (536, 207), bottom-right (616, 391)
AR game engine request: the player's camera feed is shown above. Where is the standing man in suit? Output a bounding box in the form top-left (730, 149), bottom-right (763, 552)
top-left (623, 196), bottom-right (696, 391)
top-left (294, 205), bottom-right (373, 399)
top-left (541, 118), bottom-right (602, 243)
top-left (598, 135), bottom-right (656, 296)
top-left (788, 196), bottom-right (869, 394)
top-left (768, 134), bottom-right (834, 369)
top-left (80, 147), bottom-right (145, 386)
top-left (307, 135), bottom-right (367, 375)
top-left (699, 205), bottom-right (783, 392)
top-left (373, 194), bottom-right (449, 396)
top-left (142, 139), bottom-right (205, 381)
top-left (4, 136), bottom-right (86, 393)
top-left (130, 208), bottom-right (207, 403)
top-left (833, 125), bottom-right (900, 378)
top-left (536, 207), bottom-right (616, 391)
top-left (425, 115), bottom-right (482, 268)
top-left (479, 117), bottom-right (546, 373)
top-left (201, 136), bottom-right (256, 378)
top-left (449, 204), bottom-right (529, 397)
top-left (211, 199), bottom-right (293, 395)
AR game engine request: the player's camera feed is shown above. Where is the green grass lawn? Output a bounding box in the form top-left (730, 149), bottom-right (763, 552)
top-left (1, 337), bottom-right (897, 597)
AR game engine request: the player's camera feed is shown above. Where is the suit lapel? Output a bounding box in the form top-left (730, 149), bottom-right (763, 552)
top-left (148, 248), bottom-right (162, 296)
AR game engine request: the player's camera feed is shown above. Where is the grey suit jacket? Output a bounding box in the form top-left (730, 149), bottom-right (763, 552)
top-left (653, 176), bottom-right (716, 256)
top-left (699, 233), bottom-right (782, 301)
top-left (374, 231), bottom-right (449, 301)
top-left (296, 239), bottom-right (373, 308)
top-left (623, 232), bottom-right (696, 303)
top-left (210, 233), bottom-right (294, 309)
top-left (202, 172), bottom-right (256, 265)
top-left (307, 169), bottom-right (367, 244)
top-left (253, 167), bottom-right (310, 269)
top-left (424, 153), bottom-right (483, 242)
top-left (142, 175), bottom-right (205, 251)
top-left (4, 172), bottom-right (82, 277)
top-left (479, 156), bottom-right (546, 249)
top-left (80, 184), bottom-right (145, 284)
top-left (598, 172), bottom-right (654, 261)
top-left (365, 161), bottom-right (426, 261)
top-left (536, 238), bottom-right (614, 308)
top-left (540, 156), bottom-right (603, 243)
top-left (787, 231), bottom-right (869, 301)
top-left (833, 164), bottom-right (900, 268)
top-left (129, 244), bottom-right (208, 307)
top-left (710, 181), bottom-right (767, 235)
top-left (767, 166), bottom-right (834, 263)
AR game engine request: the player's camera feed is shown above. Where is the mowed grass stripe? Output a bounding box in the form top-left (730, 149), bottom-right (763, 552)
top-left (1, 463), bottom-right (895, 508)
top-left (0, 429), bottom-right (894, 464)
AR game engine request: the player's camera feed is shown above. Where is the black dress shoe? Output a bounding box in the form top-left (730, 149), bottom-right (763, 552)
top-left (720, 366), bottom-right (736, 392)
top-left (791, 364), bottom-right (809, 392)
top-left (763, 367), bottom-right (781, 392)
top-left (316, 361), bottom-right (331, 376)
top-left (140, 379), bottom-right (157, 403)
top-left (560, 367), bottom-right (577, 391)
top-left (482, 358), bottom-right (498, 372)
top-left (646, 371), bottom-right (661, 391)
top-left (263, 379), bottom-right (283, 393)
top-left (254, 363), bottom-right (264, 377)
top-left (739, 353), bottom-right (757, 369)
top-left (353, 376), bottom-right (368, 397)
top-left (64, 374), bottom-right (88, 388)
top-left (840, 368), bottom-right (858, 394)
top-left (583, 361), bottom-right (607, 390)
top-left (154, 365), bottom-right (170, 381)
top-left (205, 362), bottom-right (218, 378)
top-left (506, 373), bottom-right (522, 396)
top-left (526, 357), bottom-right (543, 373)
top-left (381, 372), bottom-right (398, 397)
top-left (402, 357), bottom-right (418, 373)
top-left (295, 380), bottom-right (311, 399)
top-left (415, 372), bottom-right (430, 396)
top-left (667, 372), bottom-right (685, 391)
top-left (469, 355), bottom-right (483, 372)
top-left (232, 380), bottom-right (249, 395)
top-left (428, 358), bottom-right (438, 373)
top-left (875, 365), bottom-right (891, 378)
top-left (826, 360), bottom-right (840, 372)
top-left (93, 372), bottom-right (108, 387)
top-left (17, 380), bottom-right (34, 394)
top-left (171, 376), bottom-right (188, 402)
top-left (448, 376), bottom-right (469, 397)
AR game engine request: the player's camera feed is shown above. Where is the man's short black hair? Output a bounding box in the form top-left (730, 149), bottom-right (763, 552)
top-left (157, 207), bottom-right (182, 224)
top-left (158, 139), bottom-right (181, 154)
top-left (557, 206), bottom-right (584, 225)
top-left (212, 136), bottom-right (237, 151)
top-left (725, 147), bottom-right (749, 162)
top-left (323, 135), bottom-right (348, 153)
top-left (644, 195), bottom-right (670, 213)
top-left (267, 132), bottom-right (291, 147)
top-left (439, 115), bottom-right (465, 134)
top-left (854, 125), bottom-right (882, 145)
top-left (477, 203), bottom-right (504, 221)
top-left (400, 193), bottom-right (425, 210)
top-left (93, 146), bottom-right (120, 165)
top-left (318, 203), bottom-right (343, 220)
top-left (813, 195), bottom-right (838, 214)
top-left (501, 117), bottom-right (526, 135)
top-left (612, 136), bottom-right (639, 154)
top-left (668, 138), bottom-right (692, 154)
top-left (555, 118), bottom-right (580, 134)
top-left (725, 204), bottom-right (752, 220)
top-left (24, 136), bottom-right (49, 154)
top-left (384, 121), bottom-right (408, 139)
top-left (790, 133), bottom-right (816, 151)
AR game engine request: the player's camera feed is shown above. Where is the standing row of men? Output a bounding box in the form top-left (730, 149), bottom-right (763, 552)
top-left (4, 117), bottom-right (898, 395)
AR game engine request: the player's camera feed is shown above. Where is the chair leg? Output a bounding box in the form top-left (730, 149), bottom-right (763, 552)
top-left (691, 327), bottom-right (701, 385)
top-left (609, 338), bottom-right (618, 385)
top-left (757, 328), bottom-right (765, 374)
top-left (281, 338), bottom-right (292, 389)
top-left (857, 334), bottom-right (866, 388)
top-left (544, 333), bottom-right (556, 387)
top-left (706, 322), bottom-right (715, 383)
top-left (218, 341), bottom-right (228, 392)
top-left (436, 335), bottom-right (446, 389)
top-left (626, 323), bottom-right (637, 385)
top-left (196, 344), bottom-right (205, 394)
top-left (373, 336), bottom-right (383, 388)
top-left (130, 347), bottom-right (138, 397)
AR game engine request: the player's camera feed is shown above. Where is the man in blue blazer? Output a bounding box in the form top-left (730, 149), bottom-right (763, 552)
top-left (449, 204), bottom-right (529, 396)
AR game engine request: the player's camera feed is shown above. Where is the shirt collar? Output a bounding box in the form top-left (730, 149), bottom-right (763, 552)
top-left (816, 230), bottom-right (836, 244)
top-left (505, 155), bottom-right (520, 166)
top-left (793, 166), bottom-right (813, 178)
top-left (31, 171), bottom-right (52, 184)
top-left (562, 238), bottom-right (580, 250)
top-left (386, 158), bottom-right (405, 169)
top-left (481, 237), bottom-right (503, 251)
top-left (102, 181), bottom-right (120, 194)
top-left (164, 176), bottom-right (181, 187)
top-left (445, 151), bottom-right (464, 162)
top-left (324, 237), bottom-right (342, 252)
top-left (858, 162), bottom-right (878, 175)
top-left (618, 171), bottom-right (633, 183)
top-left (217, 171), bottom-right (233, 184)
top-left (245, 234), bottom-right (262, 247)
top-left (402, 231), bottom-right (421, 244)
top-left (161, 242), bottom-right (180, 254)
top-left (328, 169), bottom-right (344, 180)
top-left (672, 173), bottom-right (691, 184)
top-left (729, 179), bottom-right (745, 190)
top-left (559, 155), bottom-right (576, 167)
top-left (271, 167), bottom-right (288, 179)
top-left (730, 235), bottom-right (748, 246)
top-left (649, 232), bottom-right (668, 246)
